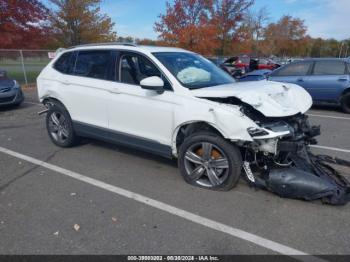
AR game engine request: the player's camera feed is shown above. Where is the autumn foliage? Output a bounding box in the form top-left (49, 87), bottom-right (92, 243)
top-left (0, 0), bottom-right (52, 49)
top-left (155, 1), bottom-right (349, 57)
top-left (1, 0), bottom-right (349, 57)
top-left (50, 0), bottom-right (117, 46)
top-left (155, 0), bottom-right (214, 54)
top-left (0, 0), bottom-right (117, 49)
top-left (155, 0), bottom-right (253, 56)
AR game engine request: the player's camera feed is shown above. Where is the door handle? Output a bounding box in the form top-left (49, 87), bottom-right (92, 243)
top-left (62, 79), bottom-right (70, 85)
top-left (338, 78), bottom-right (348, 81)
top-left (297, 78), bottom-right (304, 82)
top-left (108, 88), bottom-right (121, 94)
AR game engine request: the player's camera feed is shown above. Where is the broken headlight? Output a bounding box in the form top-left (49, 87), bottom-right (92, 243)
top-left (247, 127), bottom-right (269, 137)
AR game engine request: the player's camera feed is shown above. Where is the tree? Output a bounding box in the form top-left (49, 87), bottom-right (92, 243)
top-left (0, 0), bottom-right (52, 49)
top-left (263, 15), bottom-right (307, 57)
top-left (155, 0), bottom-right (217, 55)
top-left (235, 6), bottom-right (269, 55)
top-left (211, 0), bottom-right (254, 55)
top-left (50, 0), bottom-right (116, 46)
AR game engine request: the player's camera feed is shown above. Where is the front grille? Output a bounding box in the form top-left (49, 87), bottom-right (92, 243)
top-left (0, 95), bottom-right (15, 103)
top-left (0, 87), bottom-right (11, 93)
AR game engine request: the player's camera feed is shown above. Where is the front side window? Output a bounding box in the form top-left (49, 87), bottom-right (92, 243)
top-left (153, 52), bottom-right (234, 89)
top-left (53, 52), bottom-right (74, 74)
top-left (73, 50), bottom-right (112, 80)
top-left (119, 53), bottom-right (172, 90)
top-left (273, 61), bottom-right (313, 76)
top-left (313, 60), bottom-right (346, 75)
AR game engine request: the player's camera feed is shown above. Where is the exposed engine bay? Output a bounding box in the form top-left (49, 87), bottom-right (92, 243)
top-left (207, 96), bottom-right (350, 205)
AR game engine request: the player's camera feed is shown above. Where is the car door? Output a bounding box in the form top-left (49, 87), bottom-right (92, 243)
top-left (269, 61), bottom-right (313, 85)
top-left (58, 50), bottom-right (115, 128)
top-left (107, 51), bottom-right (175, 154)
top-left (300, 60), bottom-right (349, 102)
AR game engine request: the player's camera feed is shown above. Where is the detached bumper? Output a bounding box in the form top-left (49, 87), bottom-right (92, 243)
top-left (0, 88), bottom-right (24, 106)
top-left (244, 145), bottom-right (350, 205)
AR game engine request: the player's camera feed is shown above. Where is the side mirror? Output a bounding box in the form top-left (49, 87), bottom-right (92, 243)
top-left (140, 76), bottom-right (164, 94)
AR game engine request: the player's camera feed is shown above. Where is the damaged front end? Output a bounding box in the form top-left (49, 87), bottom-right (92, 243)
top-left (196, 82), bottom-right (349, 204)
top-left (204, 95), bottom-right (350, 205)
top-left (241, 110), bottom-right (350, 205)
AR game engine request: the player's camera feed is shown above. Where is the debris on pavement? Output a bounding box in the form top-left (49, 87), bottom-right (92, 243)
top-left (73, 224), bottom-right (80, 231)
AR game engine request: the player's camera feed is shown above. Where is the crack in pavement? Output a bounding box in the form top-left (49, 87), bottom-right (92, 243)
top-left (0, 148), bottom-right (63, 192)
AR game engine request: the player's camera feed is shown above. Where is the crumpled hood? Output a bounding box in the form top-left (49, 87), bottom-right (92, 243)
top-left (191, 80), bottom-right (312, 117)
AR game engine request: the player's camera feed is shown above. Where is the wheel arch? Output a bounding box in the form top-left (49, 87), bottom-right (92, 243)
top-left (42, 96), bottom-right (67, 110)
top-left (341, 87), bottom-right (350, 96)
top-left (171, 121), bottom-right (227, 157)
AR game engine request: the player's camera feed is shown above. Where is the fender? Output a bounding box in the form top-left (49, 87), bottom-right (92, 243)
top-left (171, 120), bottom-right (228, 156)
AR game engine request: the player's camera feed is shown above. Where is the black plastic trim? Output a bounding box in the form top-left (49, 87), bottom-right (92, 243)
top-left (73, 121), bottom-right (173, 158)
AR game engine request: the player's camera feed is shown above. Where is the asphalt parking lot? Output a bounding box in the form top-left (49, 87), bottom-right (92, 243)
top-left (1, 88), bottom-right (350, 256)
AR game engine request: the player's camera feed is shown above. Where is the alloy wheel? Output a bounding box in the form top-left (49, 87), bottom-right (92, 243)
top-left (183, 142), bottom-right (229, 187)
top-left (48, 112), bottom-right (69, 143)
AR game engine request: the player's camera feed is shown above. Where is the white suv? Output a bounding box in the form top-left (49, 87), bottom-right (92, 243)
top-left (37, 43), bottom-right (315, 191)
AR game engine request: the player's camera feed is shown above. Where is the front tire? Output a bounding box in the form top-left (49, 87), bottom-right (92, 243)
top-left (341, 93), bottom-right (350, 114)
top-left (178, 132), bottom-right (242, 191)
top-left (46, 102), bottom-right (78, 147)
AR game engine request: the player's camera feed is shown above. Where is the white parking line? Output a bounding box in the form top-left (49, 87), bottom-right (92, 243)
top-left (308, 113), bottom-right (350, 121)
top-left (0, 146), bottom-right (323, 260)
top-left (311, 145), bottom-right (350, 153)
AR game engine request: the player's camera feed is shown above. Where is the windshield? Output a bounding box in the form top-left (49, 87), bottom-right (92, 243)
top-left (153, 52), bottom-right (234, 89)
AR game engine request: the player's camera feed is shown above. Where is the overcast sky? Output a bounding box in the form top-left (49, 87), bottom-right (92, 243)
top-left (43, 0), bottom-right (350, 40)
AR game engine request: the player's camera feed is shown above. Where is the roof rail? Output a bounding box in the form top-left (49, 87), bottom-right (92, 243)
top-left (68, 42), bottom-right (137, 49)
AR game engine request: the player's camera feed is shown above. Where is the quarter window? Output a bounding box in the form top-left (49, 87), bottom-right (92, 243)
top-left (53, 52), bottom-right (74, 74)
top-left (73, 50), bottom-right (112, 80)
top-left (119, 53), bottom-right (172, 90)
top-left (313, 60), bottom-right (346, 75)
top-left (273, 61), bottom-right (312, 76)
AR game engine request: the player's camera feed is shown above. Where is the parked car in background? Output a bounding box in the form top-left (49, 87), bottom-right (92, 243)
top-left (238, 69), bottom-right (272, 82)
top-left (206, 57), bottom-right (227, 66)
top-left (0, 69), bottom-right (24, 107)
top-left (222, 55), bottom-right (250, 76)
top-left (206, 57), bottom-right (241, 77)
top-left (256, 58), bottom-right (281, 70)
top-left (268, 58), bottom-right (350, 113)
top-left (222, 56), bottom-right (280, 77)
top-left (219, 63), bottom-right (245, 78)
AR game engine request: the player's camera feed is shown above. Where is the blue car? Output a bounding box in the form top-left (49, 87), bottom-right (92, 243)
top-left (268, 58), bottom-right (350, 113)
top-left (0, 69), bottom-right (24, 107)
top-left (238, 69), bottom-right (272, 82)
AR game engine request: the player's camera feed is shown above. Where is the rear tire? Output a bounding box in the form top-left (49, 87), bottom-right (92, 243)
top-left (46, 102), bottom-right (79, 147)
top-left (178, 132), bottom-right (242, 191)
top-left (341, 92), bottom-right (350, 114)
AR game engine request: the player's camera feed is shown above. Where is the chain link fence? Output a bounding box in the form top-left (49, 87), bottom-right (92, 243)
top-left (0, 49), bottom-right (54, 85)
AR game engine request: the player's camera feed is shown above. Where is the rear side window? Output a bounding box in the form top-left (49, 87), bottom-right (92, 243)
top-left (313, 60), bottom-right (346, 75)
top-left (53, 52), bottom-right (74, 74)
top-left (273, 61), bottom-right (312, 76)
top-left (73, 50), bottom-right (112, 80)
